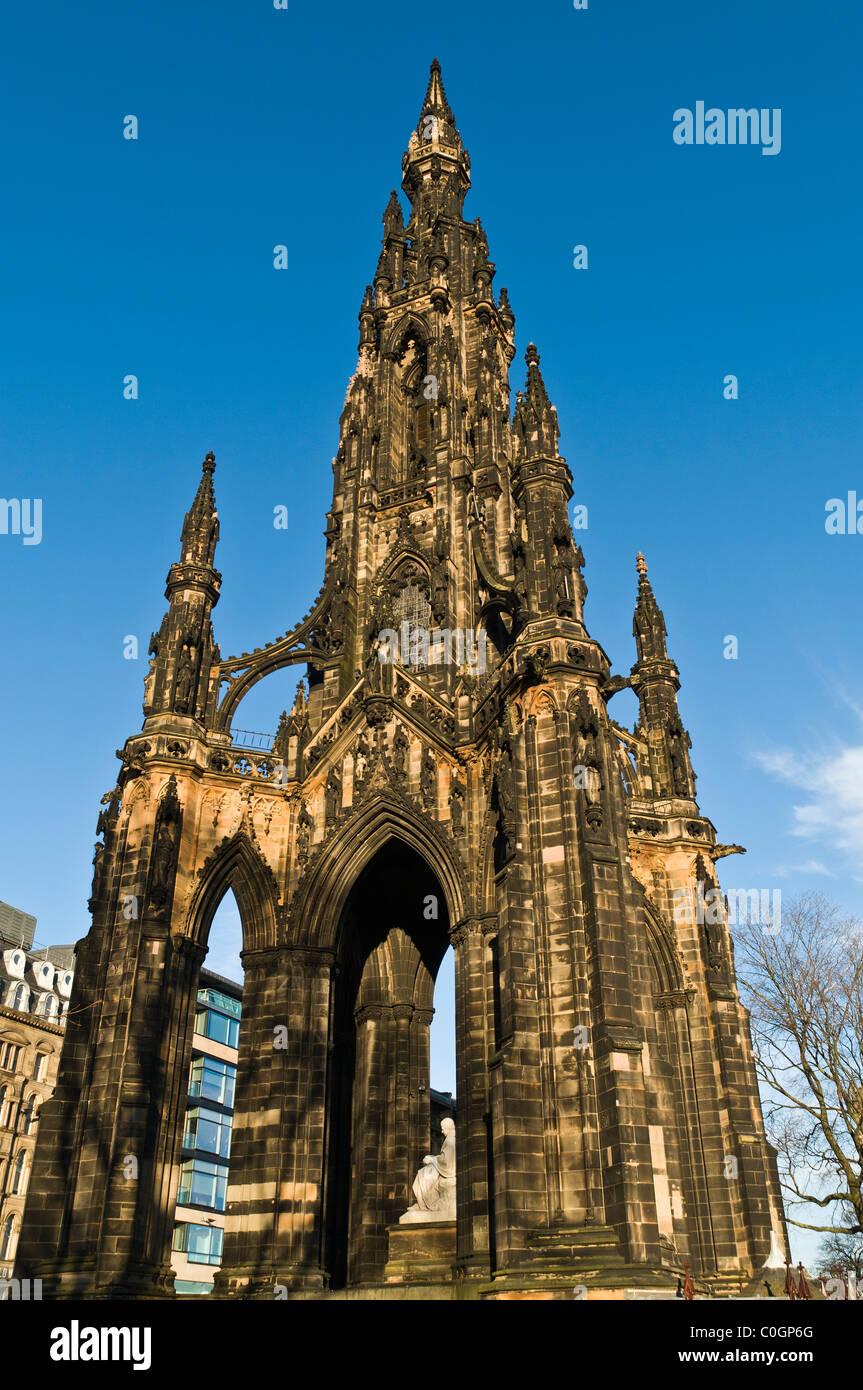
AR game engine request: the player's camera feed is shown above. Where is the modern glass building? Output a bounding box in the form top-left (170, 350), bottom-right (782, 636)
top-left (171, 968), bottom-right (242, 1295)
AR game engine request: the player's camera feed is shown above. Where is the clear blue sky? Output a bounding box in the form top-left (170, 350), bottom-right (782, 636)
top-left (2, 0), bottom-right (861, 1262)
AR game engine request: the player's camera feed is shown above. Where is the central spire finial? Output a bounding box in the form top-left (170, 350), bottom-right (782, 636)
top-left (636, 552), bottom-right (648, 577)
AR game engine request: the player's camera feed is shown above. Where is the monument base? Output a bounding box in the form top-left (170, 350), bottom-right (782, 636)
top-left (384, 1221), bottom-right (457, 1284)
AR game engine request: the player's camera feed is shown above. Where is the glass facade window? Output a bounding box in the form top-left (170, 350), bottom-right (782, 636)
top-left (189, 1055), bottom-right (236, 1108)
top-left (174, 1279), bottom-right (214, 1296)
top-left (184, 1106), bottom-right (232, 1159)
top-left (196, 987), bottom-right (242, 1019)
top-left (177, 1159), bottom-right (228, 1212)
top-left (32, 1052), bottom-right (47, 1081)
top-left (172, 1221), bottom-right (224, 1265)
top-left (194, 1008), bottom-right (240, 1049)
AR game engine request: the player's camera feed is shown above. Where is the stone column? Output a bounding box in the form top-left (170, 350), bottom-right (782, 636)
top-left (451, 917), bottom-right (493, 1278)
top-left (218, 944), bottom-right (334, 1296)
top-left (117, 930), bottom-right (206, 1297)
top-left (349, 1003), bottom-right (389, 1285)
top-left (391, 1002), bottom-right (415, 1215)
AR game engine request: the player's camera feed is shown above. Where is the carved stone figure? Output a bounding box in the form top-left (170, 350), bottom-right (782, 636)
top-left (399, 1118), bottom-right (456, 1223)
top-left (366, 622), bottom-right (385, 693)
top-left (324, 768), bottom-right (342, 824)
top-left (524, 646), bottom-right (549, 684)
top-left (96, 787), bottom-right (121, 838)
top-left (173, 645), bottom-right (195, 713)
top-left (572, 692), bottom-right (604, 829)
top-left (392, 724), bottom-right (410, 780)
top-left (149, 788), bottom-right (181, 910)
top-left (354, 734), bottom-right (370, 786)
top-left (296, 801), bottom-right (313, 867)
top-left (494, 742), bottom-right (516, 858)
top-left (668, 718), bottom-right (691, 796)
top-left (329, 577), bottom-right (348, 653)
top-left (449, 776), bottom-right (465, 837)
top-left (420, 749), bottom-right (437, 808)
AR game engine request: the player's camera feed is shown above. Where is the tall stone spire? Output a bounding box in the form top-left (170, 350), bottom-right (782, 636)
top-left (632, 551), bottom-right (668, 662)
top-left (414, 57), bottom-right (459, 151)
top-left (374, 191), bottom-right (406, 297)
top-left (401, 59), bottom-right (470, 222)
top-left (510, 344), bottom-right (578, 620)
top-left (383, 189), bottom-right (405, 237)
top-left (629, 553), bottom-right (695, 801)
top-left (17, 58), bottom-right (787, 1308)
top-left (143, 452), bottom-right (222, 723)
top-left (179, 450), bottom-right (219, 567)
top-left (513, 343), bottom-right (560, 463)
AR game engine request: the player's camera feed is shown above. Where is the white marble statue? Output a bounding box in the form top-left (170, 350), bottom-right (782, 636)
top-left (399, 1117), bottom-right (456, 1223)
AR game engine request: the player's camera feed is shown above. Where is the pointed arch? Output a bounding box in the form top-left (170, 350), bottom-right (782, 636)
top-left (355, 925), bottom-right (437, 1015)
top-left (185, 828), bottom-right (280, 954)
top-left (385, 311), bottom-right (431, 357)
top-left (216, 644), bottom-right (328, 734)
top-left (526, 687), bottom-right (559, 719)
top-left (125, 778), bottom-right (151, 813)
top-left (289, 793), bottom-right (467, 951)
top-left (644, 899), bottom-right (685, 997)
top-left (380, 546), bottom-right (433, 584)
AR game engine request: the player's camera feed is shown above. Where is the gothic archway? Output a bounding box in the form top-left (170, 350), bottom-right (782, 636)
top-left (323, 837), bottom-right (451, 1288)
top-left (644, 902), bottom-right (716, 1275)
top-left (130, 829), bottom-right (281, 1295)
top-left (185, 828), bottom-right (280, 954)
top-left (289, 794), bottom-right (467, 950)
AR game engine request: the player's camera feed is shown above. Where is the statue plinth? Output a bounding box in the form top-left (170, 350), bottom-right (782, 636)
top-left (398, 1207), bottom-right (455, 1225)
top-left (384, 1221), bottom-right (457, 1285)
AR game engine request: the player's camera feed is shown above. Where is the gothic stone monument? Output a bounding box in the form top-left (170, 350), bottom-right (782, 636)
top-left (15, 61), bottom-right (788, 1300)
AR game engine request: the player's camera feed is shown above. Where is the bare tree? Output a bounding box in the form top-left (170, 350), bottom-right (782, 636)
top-left (733, 892), bottom-right (863, 1236)
top-left (817, 1225), bottom-right (863, 1282)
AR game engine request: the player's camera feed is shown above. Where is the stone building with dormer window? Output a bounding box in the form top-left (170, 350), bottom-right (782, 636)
top-left (0, 904), bottom-right (74, 1282)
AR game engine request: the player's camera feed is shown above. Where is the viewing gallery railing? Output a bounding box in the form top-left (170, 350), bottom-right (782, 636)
top-left (229, 728), bottom-right (274, 752)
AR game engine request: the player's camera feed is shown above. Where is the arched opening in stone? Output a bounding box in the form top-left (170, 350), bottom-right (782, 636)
top-left (228, 669), bottom-right (308, 755)
top-left (160, 835), bottom-right (279, 1299)
top-left (171, 889), bottom-right (244, 1296)
top-left (645, 914), bottom-right (710, 1276)
top-left (205, 888), bottom-right (244, 983)
top-left (324, 837), bottom-right (452, 1289)
top-left (429, 945), bottom-right (456, 1096)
